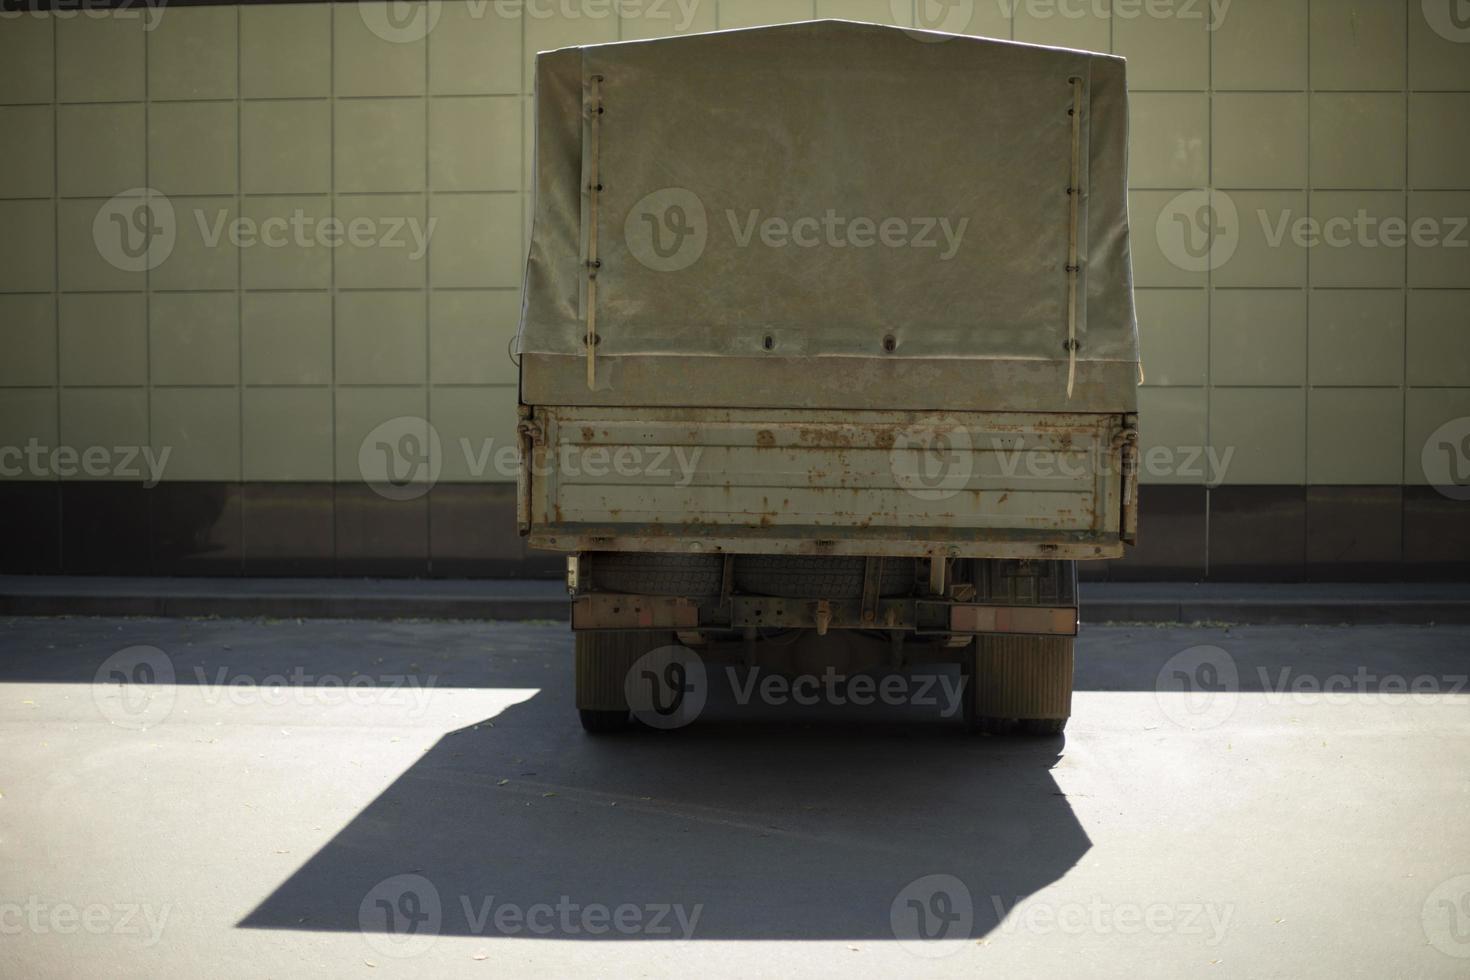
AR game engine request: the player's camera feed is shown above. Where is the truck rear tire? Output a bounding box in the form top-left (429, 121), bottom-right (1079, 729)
top-left (590, 553), bottom-right (723, 597)
top-left (574, 629), bottom-right (676, 734)
top-left (962, 635), bottom-right (1074, 736)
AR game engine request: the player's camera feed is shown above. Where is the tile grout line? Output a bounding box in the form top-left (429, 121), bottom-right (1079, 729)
top-left (52, 15), bottom-right (62, 567)
top-left (425, 9), bottom-right (433, 573)
top-left (329, 2), bottom-right (338, 568)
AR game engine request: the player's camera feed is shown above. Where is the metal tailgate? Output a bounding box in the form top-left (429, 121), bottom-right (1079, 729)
top-left (520, 406), bottom-right (1138, 561)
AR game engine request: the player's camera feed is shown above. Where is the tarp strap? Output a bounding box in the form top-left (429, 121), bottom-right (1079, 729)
top-left (585, 74), bottom-right (603, 390)
top-left (1065, 75), bottom-right (1083, 400)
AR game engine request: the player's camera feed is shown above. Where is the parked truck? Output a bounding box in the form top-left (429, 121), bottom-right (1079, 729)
top-left (515, 20), bottom-right (1140, 735)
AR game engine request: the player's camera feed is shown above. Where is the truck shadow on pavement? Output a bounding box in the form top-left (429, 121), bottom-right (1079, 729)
top-left (239, 656), bottom-right (1089, 945)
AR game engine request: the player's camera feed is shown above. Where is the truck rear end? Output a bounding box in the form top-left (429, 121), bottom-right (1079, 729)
top-left (515, 20), bottom-right (1140, 734)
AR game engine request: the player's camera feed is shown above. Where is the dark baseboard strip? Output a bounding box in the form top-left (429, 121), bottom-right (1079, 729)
top-left (4, 587), bottom-right (1468, 626)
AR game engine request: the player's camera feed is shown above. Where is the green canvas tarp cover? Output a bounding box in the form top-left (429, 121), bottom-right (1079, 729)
top-left (518, 19), bottom-right (1139, 414)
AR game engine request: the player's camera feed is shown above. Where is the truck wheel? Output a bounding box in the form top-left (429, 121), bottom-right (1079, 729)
top-left (574, 629), bottom-right (676, 734)
top-left (961, 635), bottom-right (1073, 736)
top-left (590, 553), bottom-right (723, 596)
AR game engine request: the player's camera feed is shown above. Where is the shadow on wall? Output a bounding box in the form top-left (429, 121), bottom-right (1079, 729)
top-left (236, 662), bottom-right (1088, 945)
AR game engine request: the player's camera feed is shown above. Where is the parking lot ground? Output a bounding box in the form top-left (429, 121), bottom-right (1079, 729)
top-left (1, 617), bottom-right (1468, 979)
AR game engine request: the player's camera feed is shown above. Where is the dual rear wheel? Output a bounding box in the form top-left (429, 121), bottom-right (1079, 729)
top-left (575, 629), bottom-right (1073, 736)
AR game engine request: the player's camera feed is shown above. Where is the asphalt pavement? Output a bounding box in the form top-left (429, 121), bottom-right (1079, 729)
top-left (1, 616), bottom-right (1468, 978)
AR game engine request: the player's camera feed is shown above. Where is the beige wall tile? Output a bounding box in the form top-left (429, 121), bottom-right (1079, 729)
top-left (1308, 387), bottom-right (1404, 484)
top-left (941, 0), bottom-right (1012, 39)
top-left (149, 293), bottom-right (240, 386)
top-left (0, 390), bottom-right (59, 478)
top-left (334, 194), bottom-right (430, 288)
top-left (242, 100), bottom-right (332, 195)
top-left (0, 15), bottom-right (54, 104)
top-left (241, 3), bottom-right (331, 98)
top-left (59, 388), bottom-right (148, 478)
top-left (429, 97), bottom-right (520, 192)
top-left (59, 293), bottom-right (147, 387)
top-left (718, 0), bottom-right (814, 30)
top-left (1213, 94), bottom-right (1308, 189)
top-left (1409, 94), bottom-right (1470, 191)
top-left (1214, 191), bottom-right (1310, 288)
top-left (58, 199), bottom-right (143, 292)
top-left (1013, 0), bottom-right (1111, 50)
top-left (1310, 0), bottom-right (1406, 91)
top-left (524, 5), bottom-right (621, 90)
top-left (1309, 289), bottom-right (1405, 387)
top-left (1210, 386), bottom-right (1307, 484)
top-left (1407, 192), bottom-right (1470, 288)
top-left (1407, 289), bottom-right (1470, 387)
top-left (429, 385), bottom-right (519, 482)
top-left (1309, 94), bottom-right (1406, 190)
top-left (1128, 93), bottom-right (1209, 189)
top-left (239, 196), bottom-right (333, 290)
top-left (334, 3), bottom-right (427, 97)
top-left (1136, 288), bottom-right (1208, 386)
top-left (428, 193), bottom-right (522, 288)
top-left (815, 0), bottom-right (906, 26)
top-left (148, 5), bottom-right (238, 100)
top-left (242, 387), bottom-right (334, 480)
top-left (335, 291), bottom-right (427, 385)
top-left (1212, 0), bottom-right (1307, 90)
top-left (1135, 386), bottom-right (1209, 485)
top-left (1405, 388), bottom-right (1470, 486)
top-left (429, 2), bottom-right (523, 92)
top-left (1308, 191), bottom-right (1407, 288)
top-left (334, 386), bottom-right (429, 482)
top-left (0, 106), bottom-right (55, 198)
top-left (335, 99), bottom-right (427, 193)
top-left (57, 103), bottom-right (145, 197)
top-left (152, 197), bottom-right (240, 292)
top-left (622, 0), bottom-right (719, 38)
top-left (149, 102), bottom-right (239, 196)
top-left (1, 200), bottom-right (57, 292)
top-left (1409, 2), bottom-right (1470, 90)
top-left (151, 387), bottom-right (240, 481)
top-left (242, 293), bottom-right (333, 386)
top-left (57, 12), bottom-right (144, 102)
top-left (1113, 0), bottom-right (1210, 89)
top-left (0, 295), bottom-right (56, 386)
top-left (1129, 190), bottom-right (1204, 288)
top-left (1211, 288), bottom-right (1307, 386)
top-left (430, 289), bottom-right (522, 385)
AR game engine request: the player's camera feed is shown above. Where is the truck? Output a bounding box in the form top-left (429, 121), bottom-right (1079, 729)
top-left (515, 19), bottom-right (1140, 735)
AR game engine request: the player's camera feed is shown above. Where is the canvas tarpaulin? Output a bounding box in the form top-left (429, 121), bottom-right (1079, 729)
top-left (518, 19), bottom-right (1139, 413)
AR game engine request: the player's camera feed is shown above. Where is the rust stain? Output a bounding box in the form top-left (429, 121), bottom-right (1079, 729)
top-left (755, 429), bottom-right (776, 448)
